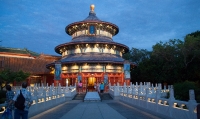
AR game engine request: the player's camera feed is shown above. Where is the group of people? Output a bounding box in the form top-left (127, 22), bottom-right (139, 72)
top-left (94, 81), bottom-right (105, 93)
top-left (77, 81), bottom-right (105, 93)
top-left (4, 82), bottom-right (33, 119)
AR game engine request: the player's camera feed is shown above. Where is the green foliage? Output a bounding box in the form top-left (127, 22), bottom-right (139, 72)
top-left (173, 81), bottom-right (199, 101)
top-left (14, 70), bottom-right (30, 82)
top-left (0, 69), bottom-right (15, 83)
top-left (123, 51), bottom-right (132, 60)
top-left (128, 48), bottom-right (150, 65)
top-left (126, 31), bottom-right (200, 101)
top-left (129, 31), bottom-right (200, 86)
top-left (0, 69), bottom-right (30, 90)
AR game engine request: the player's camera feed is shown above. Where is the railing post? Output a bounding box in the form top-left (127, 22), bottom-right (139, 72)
top-left (155, 88), bottom-right (161, 112)
top-left (123, 82), bottom-right (126, 93)
top-left (58, 83), bottom-right (61, 95)
top-left (188, 90), bottom-right (197, 119)
top-left (168, 86), bottom-right (175, 118)
top-left (114, 83), bottom-right (118, 96)
top-left (145, 88), bottom-right (149, 109)
top-left (43, 88), bottom-right (46, 103)
top-left (34, 88), bottom-right (38, 105)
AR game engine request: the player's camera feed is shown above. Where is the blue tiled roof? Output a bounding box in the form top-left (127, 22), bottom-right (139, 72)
top-left (83, 11), bottom-right (101, 21)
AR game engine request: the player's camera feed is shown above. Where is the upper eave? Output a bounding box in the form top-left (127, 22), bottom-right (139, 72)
top-left (54, 40), bottom-right (129, 54)
top-left (65, 20), bottom-right (119, 36)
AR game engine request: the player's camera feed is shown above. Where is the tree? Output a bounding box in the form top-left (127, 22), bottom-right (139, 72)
top-left (0, 69), bottom-right (30, 90)
top-left (126, 48), bottom-right (152, 83)
top-left (151, 39), bottom-right (184, 83)
top-left (181, 31), bottom-right (200, 68)
top-left (128, 48), bottom-right (150, 65)
top-left (125, 31), bottom-right (200, 86)
top-left (181, 31), bottom-right (200, 82)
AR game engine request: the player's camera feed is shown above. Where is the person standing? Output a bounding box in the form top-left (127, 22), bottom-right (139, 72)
top-left (12, 82), bottom-right (33, 119)
top-left (97, 82), bottom-right (100, 93)
top-left (94, 82), bottom-right (96, 91)
top-left (100, 82), bottom-right (105, 93)
top-left (5, 84), bottom-right (15, 117)
top-left (78, 81), bottom-right (83, 94)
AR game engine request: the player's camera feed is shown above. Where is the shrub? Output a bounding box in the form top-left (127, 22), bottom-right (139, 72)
top-left (174, 80), bottom-right (199, 102)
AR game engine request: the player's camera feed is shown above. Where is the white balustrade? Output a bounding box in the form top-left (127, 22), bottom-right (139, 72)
top-left (108, 82), bottom-right (198, 119)
top-left (0, 83), bottom-right (77, 117)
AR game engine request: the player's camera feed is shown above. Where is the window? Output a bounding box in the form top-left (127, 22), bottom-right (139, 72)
top-left (89, 25), bottom-right (95, 34)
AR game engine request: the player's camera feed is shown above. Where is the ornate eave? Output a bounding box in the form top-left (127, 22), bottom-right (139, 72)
top-left (65, 21), bottom-right (119, 36)
top-left (46, 52), bottom-right (136, 68)
top-left (60, 52), bottom-right (124, 63)
top-left (54, 39), bottom-right (129, 54)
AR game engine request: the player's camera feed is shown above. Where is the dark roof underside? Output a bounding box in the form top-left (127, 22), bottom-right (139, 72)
top-left (60, 52), bottom-right (124, 63)
top-left (46, 52), bottom-right (136, 68)
top-left (71, 36), bottom-right (113, 43)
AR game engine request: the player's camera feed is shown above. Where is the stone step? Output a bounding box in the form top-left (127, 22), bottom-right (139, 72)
top-left (84, 92), bottom-right (101, 102)
top-left (72, 93), bottom-right (86, 100)
top-left (100, 93), bottom-right (113, 100)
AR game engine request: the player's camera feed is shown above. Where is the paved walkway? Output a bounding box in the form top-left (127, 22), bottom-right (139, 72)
top-left (29, 100), bottom-right (171, 119)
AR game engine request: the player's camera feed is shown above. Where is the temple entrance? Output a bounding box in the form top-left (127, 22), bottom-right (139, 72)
top-left (87, 77), bottom-right (96, 91)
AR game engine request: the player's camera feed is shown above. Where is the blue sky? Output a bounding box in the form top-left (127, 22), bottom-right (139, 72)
top-left (0, 0), bottom-right (200, 55)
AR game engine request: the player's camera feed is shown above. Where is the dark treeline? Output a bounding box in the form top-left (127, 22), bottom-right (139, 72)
top-left (123, 31), bottom-right (200, 86)
top-left (123, 31), bottom-right (200, 85)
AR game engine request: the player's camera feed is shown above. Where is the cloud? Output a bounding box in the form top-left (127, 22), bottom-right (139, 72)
top-left (0, 0), bottom-right (200, 55)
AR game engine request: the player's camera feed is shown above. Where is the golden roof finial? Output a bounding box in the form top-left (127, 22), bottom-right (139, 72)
top-left (90, 4), bottom-right (95, 11)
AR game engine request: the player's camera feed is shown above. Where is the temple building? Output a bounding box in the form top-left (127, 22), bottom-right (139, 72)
top-left (46, 5), bottom-right (135, 90)
top-left (0, 47), bottom-right (60, 86)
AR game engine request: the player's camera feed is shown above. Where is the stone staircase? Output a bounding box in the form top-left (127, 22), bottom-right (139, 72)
top-left (72, 92), bottom-right (113, 101)
top-left (84, 92), bottom-right (101, 102)
top-left (100, 93), bottom-right (113, 100)
top-left (72, 93), bottom-right (86, 100)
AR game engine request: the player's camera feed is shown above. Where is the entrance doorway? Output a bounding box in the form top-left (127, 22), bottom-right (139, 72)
top-left (87, 77), bottom-right (96, 91)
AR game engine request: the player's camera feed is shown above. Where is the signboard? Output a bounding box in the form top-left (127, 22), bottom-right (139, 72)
top-left (104, 73), bottom-right (108, 85)
top-left (124, 70), bottom-right (130, 79)
top-left (78, 75), bottom-right (82, 81)
top-left (124, 63), bottom-right (130, 79)
top-left (54, 62), bottom-right (61, 80)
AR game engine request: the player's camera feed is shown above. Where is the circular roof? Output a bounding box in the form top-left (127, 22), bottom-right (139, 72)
top-left (83, 7), bottom-right (100, 21)
top-left (54, 36), bottom-right (129, 54)
top-left (65, 5), bottom-right (119, 36)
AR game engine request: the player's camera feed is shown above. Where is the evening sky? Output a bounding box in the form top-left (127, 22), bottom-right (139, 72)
top-left (0, 0), bottom-right (200, 55)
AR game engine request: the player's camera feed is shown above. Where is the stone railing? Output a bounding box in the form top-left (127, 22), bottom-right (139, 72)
top-left (0, 83), bottom-right (77, 117)
top-left (109, 82), bottom-right (198, 119)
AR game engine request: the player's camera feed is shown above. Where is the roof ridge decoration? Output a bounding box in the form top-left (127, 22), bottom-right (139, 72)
top-left (90, 4), bottom-right (95, 11)
top-left (84, 4), bottom-right (100, 21)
